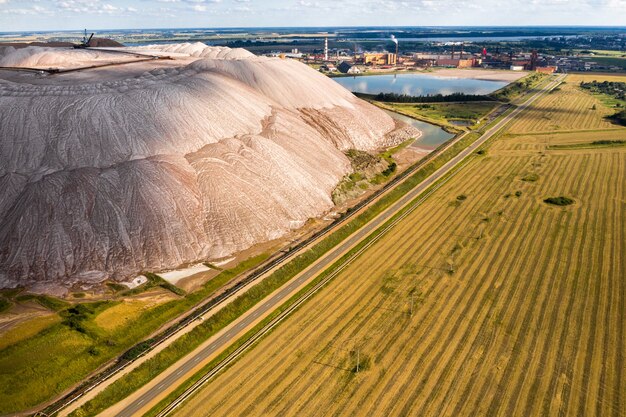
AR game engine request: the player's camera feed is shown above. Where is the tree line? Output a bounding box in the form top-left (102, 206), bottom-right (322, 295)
top-left (372, 92), bottom-right (492, 103)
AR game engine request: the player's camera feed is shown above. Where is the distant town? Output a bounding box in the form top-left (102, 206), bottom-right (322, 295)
top-left (2, 26), bottom-right (625, 74)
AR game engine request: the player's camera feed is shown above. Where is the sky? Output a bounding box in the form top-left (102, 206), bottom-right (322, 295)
top-left (1, 0), bottom-right (626, 32)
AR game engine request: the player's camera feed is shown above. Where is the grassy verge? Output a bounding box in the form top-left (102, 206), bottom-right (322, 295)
top-left (0, 254), bottom-right (270, 415)
top-left (380, 101), bottom-right (499, 128)
top-left (490, 72), bottom-right (548, 102)
top-left (14, 294), bottom-right (70, 312)
top-left (67, 127), bottom-right (485, 417)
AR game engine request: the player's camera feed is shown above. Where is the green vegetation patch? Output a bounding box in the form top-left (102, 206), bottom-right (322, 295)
top-left (544, 196), bottom-right (575, 206)
top-left (203, 262), bottom-right (224, 271)
top-left (333, 148), bottom-right (399, 203)
top-left (607, 110), bottom-right (626, 126)
top-left (369, 92), bottom-right (491, 103)
top-left (382, 101), bottom-right (498, 127)
top-left (106, 282), bottom-right (127, 293)
top-left (0, 297), bottom-right (11, 314)
top-left (14, 294), bottom-right (70, 312)
top-left (490, 73), bottom-right (548, 102)
top-left (548, 139), bottom-right (626, 150)
top-left (579, 80), bottom-right (626, 110)
top-left (521, 173), bottom-right (539, 182)
top-left (143, 273), bottom-right (186, 297)
top-left (1, 253), bottom-right (270, 415)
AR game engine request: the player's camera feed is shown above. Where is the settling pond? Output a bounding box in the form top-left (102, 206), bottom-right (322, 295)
top-left (333, 73), bottom-right (507, 96)
top-left (383, 109), bottom-right (454, 149)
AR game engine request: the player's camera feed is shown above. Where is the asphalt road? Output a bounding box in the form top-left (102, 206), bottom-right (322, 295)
top-left (113, 74), bottom-right (565, 417)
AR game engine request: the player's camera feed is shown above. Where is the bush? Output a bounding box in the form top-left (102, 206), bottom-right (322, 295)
top-left (121, 340), bottom-right (154, 361)
top-left (382, 162), bottom-right (397, 177)
top-left (515, 191), bottom-right (522, 197)
top-left (106, 282), bottom-right (127, 292)
top-left (592, 140), bottom-right (625, 145)
top-left (15, 294), bottom-right (70, 312)
top-left (544, 196), bottom-right (574, 206)
top-left (522, 173), bottom-right (539, 182)
top-left (607, 110), bottom-right (626, 126)
top-left (0, 297), bottom-right (11, 313)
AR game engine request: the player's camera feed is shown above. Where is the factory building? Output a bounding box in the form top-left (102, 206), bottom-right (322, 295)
top-left (535, 66), bottom-right (557, 74)
top-left (414, 53), bottom-right (479, 68)
top-left (337, 61), bottom-right (361, 74)
top-left (363, 53), bottom-right (397, 66)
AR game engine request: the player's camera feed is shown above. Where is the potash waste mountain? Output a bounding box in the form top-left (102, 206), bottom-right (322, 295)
top-left (0, 42), bottom-right (419, 292)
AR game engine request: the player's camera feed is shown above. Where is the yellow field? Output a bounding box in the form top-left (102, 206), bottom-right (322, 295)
top-left (173, 77), bottom-right (626, 417)
top-left (0, 313), bottom-right (60, 351)
top-left (507, 74), bottom-right (624, 134)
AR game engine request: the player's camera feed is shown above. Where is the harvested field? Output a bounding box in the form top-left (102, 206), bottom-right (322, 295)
top-left (172, 76), bottom-right (626, 417)
top-left (507, 76), bottom-right (622, 133)
top-left (489, 129), bottom-right (626, 155)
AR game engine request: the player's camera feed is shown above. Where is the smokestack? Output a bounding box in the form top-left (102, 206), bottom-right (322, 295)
top-left (391, 35), bottom-right (398, 57)
top-left (324, 37), bottom-right (328, 61)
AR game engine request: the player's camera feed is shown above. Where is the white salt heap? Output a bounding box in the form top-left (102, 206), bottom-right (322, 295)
top-left (0, 43), bottom-right (418, 289)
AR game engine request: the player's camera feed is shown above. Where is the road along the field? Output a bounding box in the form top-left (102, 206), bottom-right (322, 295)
top-left (101, 75), bottom-right (564, 417)
top-left (170, 74), bottom-right (624, 417)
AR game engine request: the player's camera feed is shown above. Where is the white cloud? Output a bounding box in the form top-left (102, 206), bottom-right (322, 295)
top-left (1, 0), bottom-right (626, 29)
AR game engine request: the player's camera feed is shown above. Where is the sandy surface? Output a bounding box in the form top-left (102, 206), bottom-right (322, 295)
top-left (431, 67), bottom-right (528, 82)
top-left (159, 264), bottom-right (212, 285)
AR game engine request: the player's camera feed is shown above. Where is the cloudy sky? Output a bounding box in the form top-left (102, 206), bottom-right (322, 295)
top-left (1, 0), bottom-right (626, 32)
